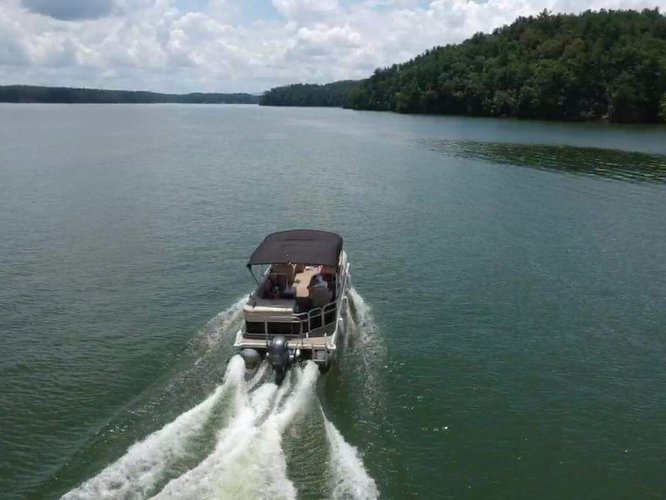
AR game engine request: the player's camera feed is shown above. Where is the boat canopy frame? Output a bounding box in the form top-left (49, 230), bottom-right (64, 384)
top-left (246, 230), bottom-right (343, 271)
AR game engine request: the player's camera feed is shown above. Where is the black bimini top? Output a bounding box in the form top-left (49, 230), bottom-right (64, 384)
top-left (247, 230), bottom-right (343, 268)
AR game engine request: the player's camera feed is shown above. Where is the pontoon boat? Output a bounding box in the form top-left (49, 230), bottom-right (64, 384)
top-left (234, 230), bottom-right (350, 380)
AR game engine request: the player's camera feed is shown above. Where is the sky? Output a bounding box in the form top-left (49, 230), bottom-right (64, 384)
top-left (0, 0), bottom-right (663, 93)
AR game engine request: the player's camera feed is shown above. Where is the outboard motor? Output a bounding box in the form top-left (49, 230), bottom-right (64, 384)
top-left (268, 336), bottom-right (291, 384)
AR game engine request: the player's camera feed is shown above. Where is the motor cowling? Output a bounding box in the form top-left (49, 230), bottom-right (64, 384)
top-left (268, 336), bottom-right (291, 382)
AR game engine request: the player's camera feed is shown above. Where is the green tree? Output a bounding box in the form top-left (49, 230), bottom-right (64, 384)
top-left (348, 9), bottom-right (666, 123)
top-left (659, 94), bottom-right (666, 122)
top-left (609, 72), bottom-right (645, 122)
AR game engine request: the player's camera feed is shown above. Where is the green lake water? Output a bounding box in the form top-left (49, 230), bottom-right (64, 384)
top-left (1, 104), bottom-right (665, 499)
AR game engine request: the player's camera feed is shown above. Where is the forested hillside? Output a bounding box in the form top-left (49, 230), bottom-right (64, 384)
top-left (260, 81), bottom-right (359, 107)
top-left (349, 9), bottom-right (666, 122)
top-left (0, 85), bottom-right (260, 104)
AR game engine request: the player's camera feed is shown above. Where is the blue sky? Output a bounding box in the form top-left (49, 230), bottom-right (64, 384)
top-left (1, 0), bottom-right (664, 93)
top-left (239, 0), bottom-right (280, 22)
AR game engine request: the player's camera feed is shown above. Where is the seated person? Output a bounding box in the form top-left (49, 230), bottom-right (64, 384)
top-left (308, 274), bottom-right (331, 307)
top-left (320, 266), bottom-right (336, 291)
top-left (263, 277), bottom-right (280, 299)
top-left (281, 283), bottom-right (296, 299)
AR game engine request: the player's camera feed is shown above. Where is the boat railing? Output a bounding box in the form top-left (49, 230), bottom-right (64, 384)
top-left (255, 301), bottom-right (337, 339)
top-left (250, 261), bottom-right (349, 344)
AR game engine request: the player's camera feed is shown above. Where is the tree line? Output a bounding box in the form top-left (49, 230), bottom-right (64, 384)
top-left (264, 9), bottom-right (666, 123)
top-left (260, 81), bottom-right (359, 107)
top-left (0, 85), bottom-right (260, 104)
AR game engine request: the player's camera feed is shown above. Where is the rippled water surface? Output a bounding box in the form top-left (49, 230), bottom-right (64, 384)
top-left (1, 105), bottom-right (665, 499)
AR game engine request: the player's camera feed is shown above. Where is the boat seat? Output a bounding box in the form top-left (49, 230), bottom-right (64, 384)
top-left (310, 284), bottom-right (331, 308)
top-left (243, 298), bottom-right (296, 322)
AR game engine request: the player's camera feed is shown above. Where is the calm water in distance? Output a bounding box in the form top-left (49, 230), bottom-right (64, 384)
top-left (1, 104), bottom-right (665, 499)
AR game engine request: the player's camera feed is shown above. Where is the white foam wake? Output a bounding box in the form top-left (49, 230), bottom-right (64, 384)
top-left (347, 287), bottom-right (378, 344)
top-left (346, 286), bottom-right (386, 379)
top-left (196, 295), bottom-right (248, 351)
top-left (153, 362), bottom-right (320, 500)
top-left (64, 290), bottom-right (382, 500)
top-left (323, 410), bottom-right (379, 500)
top-left (62, 356), bottom-right (246, 500)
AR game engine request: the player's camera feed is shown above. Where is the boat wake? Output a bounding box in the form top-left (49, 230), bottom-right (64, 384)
top-left (192, 295), bottom-right (248, 353)
top-left (323, 408), bottom-right (380, 500)
top-left (63, 288), bottom-right (379, 500)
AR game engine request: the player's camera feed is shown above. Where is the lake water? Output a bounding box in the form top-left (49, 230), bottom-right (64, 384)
top-left (1, 104), bottom-right (665, 499)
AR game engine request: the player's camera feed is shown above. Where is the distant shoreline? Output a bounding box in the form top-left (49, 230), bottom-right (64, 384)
top-left (0, 85), bottom-right (261, 105)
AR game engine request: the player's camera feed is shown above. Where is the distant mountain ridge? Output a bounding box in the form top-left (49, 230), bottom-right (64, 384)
top-left (0, 85), bottom-right (260, 104)
top-left (263, 9), bottom-right (666, 123)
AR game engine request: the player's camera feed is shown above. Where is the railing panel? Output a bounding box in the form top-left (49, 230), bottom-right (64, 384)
top-left (244, 288), bottom-right (344, 338)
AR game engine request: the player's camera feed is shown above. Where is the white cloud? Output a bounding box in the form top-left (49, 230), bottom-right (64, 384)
top-left (272, 0), bottom-right (340, 19)
top-left (0, 0), bottom-right (664, 92)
